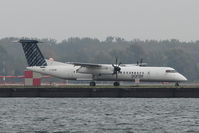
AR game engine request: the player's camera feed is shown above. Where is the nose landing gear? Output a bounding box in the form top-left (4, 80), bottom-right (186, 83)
top-left (113, 81), bottom-right (120, 86)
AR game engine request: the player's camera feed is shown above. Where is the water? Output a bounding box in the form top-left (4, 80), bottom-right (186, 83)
top-left (0, 98), bottom-right (199, 133)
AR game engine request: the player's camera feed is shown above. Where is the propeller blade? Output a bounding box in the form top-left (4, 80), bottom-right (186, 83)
top-left (118, 62), bottom-right (122, 66)
top-left (116, 71), bottom-right (118, 80)
top-left (140, 58), bottom-right (143, 64)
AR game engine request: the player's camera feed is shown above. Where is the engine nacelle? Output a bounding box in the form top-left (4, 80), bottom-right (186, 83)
top-left (76, 66), bottom-right (113, 75)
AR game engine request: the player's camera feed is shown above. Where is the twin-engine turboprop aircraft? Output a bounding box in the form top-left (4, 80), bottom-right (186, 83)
top-left (17, 39), bottom-right (187, 86)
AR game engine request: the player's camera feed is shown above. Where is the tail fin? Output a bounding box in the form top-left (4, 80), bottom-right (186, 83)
top-left (19, 39), bottom-right (47, 66)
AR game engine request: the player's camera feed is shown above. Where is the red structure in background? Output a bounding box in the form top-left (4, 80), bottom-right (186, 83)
top-left (24, 71), bottom-right (33, 78)
top-left (24, 70), bottom-right (41, 86)
top-left (0, 71), bottom-right (43, 86)
top-left (33, 78), bottom-right (41, 86)
top-left (0, 71), bottom-right (57, 86)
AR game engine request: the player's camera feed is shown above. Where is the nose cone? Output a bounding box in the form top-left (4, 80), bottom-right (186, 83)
top-left (177, 73), bottom-right (187, 82)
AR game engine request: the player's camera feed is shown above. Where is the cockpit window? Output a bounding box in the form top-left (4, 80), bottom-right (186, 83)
top-left (166, 70), bottom-right (176, 73)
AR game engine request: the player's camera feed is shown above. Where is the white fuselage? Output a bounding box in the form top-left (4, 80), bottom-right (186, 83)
top-left (27, 62), bottom-right (187, 82)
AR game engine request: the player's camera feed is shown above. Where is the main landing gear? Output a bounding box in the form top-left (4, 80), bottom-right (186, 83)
top-left (113, 81), bottom-right (120, 86)
top-left (90, 81), bottom-right (96, 86)
top-left (175, 82), bottom-right (179, 87)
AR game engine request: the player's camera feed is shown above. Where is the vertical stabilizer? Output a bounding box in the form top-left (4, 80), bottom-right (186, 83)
top-left (19, 40), bottom-right (47, 66)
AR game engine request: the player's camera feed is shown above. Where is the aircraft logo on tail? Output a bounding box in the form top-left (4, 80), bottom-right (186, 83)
top-left (19, 40), bottom-right (47, 66)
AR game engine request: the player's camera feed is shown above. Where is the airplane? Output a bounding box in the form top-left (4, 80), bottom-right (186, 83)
top-left (16, 39), bottom-right (187, 86)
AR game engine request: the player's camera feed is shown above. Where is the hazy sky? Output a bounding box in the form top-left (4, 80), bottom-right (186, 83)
top-left (0, 0), bottom-right (198, 41)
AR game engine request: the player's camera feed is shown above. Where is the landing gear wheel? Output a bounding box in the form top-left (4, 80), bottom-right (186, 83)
top-left (175, 82), bottom-right (179, 87)
top-left (113, 82), bottom-right (120, 86)
top-left (90, 82), bottom-right (96, 86)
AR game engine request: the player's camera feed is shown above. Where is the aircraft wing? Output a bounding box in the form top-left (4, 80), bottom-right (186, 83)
top-left (68, 62), bottom-right (113, 75)
top-left (68, 62), bottom-right (102, 68)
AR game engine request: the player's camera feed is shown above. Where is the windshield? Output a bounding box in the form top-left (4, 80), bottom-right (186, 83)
top-left (165, 70), bottom-right (176, 73)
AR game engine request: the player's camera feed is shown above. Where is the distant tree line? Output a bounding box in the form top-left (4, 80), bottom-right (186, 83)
top-left (0, 37), bottom-right (199, 81)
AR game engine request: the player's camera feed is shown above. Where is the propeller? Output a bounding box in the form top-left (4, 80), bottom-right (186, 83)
top-left (112, 57), bottom-right (121, 80)
top-left (140, 58), bottom-right (143, 64)
top-left (136, 58), bottom-right (147, 66)
top-left (136, 58), bottom-right (143, 66)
